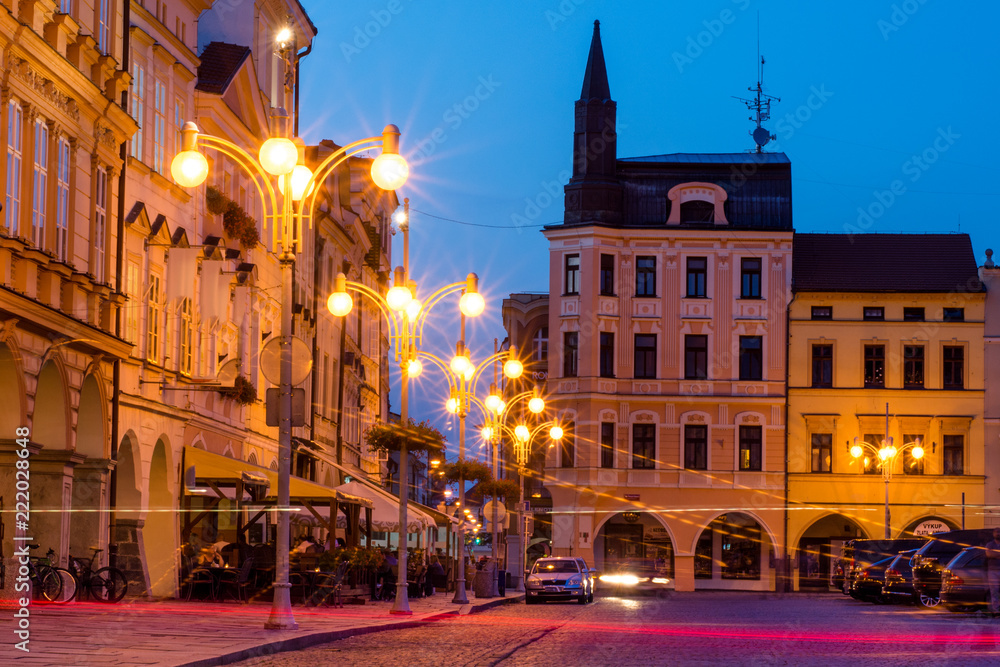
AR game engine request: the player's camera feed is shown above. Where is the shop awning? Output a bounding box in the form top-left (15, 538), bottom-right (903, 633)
top-left (333, 480), bottom-right (436, 533)
top-left (182, 446), bottom-right (371, 508)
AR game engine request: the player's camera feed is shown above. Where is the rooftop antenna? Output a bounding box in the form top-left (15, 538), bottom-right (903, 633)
top-left (733, 14), bottom-right (780, 153)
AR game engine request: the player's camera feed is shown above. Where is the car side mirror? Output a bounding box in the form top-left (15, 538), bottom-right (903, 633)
top-left (590, 568), bottom-right (597, 573)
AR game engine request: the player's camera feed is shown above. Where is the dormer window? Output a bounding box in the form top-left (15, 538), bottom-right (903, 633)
top-left (667, 182), bottom-right (729, 226)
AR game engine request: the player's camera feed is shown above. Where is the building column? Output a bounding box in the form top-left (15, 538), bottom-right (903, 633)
top-left (113, 517), bottom-right (150, 598)
top-left (673, 554), bottom-right (695, 592)
top-left (25, 447), bottom-right (85, 568)
top-left (70, 458), bottom-right (115, 570)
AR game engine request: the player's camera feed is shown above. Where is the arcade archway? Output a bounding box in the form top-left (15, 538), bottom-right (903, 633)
top-left (596, 512), bottom-right (674, 577)
top-left (797, 513), bottom-right (869, 590)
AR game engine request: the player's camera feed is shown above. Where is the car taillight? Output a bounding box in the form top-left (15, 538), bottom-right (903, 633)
top-left (862, 568), bottom-right (872, 578)
top-left (885, 569), bottom-right (900, 578)
top-left (947, 575), bottom-right (964, 586)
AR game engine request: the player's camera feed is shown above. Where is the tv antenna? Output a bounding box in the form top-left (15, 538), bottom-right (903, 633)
top-left (733, 18), bottom-right (780, 153)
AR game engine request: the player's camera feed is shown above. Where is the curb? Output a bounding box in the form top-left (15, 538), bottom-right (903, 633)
top-left (176, 595), bottom-right (524, 667)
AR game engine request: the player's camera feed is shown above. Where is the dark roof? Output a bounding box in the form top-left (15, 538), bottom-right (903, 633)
top-left (620, 153), bottom-right (790, 165)
top-left (580, 20), bottom-right (610, 101)
top-left (196, 42), bottom-right (251, 94)
top-left (792, 233), bottom-right (983, 293)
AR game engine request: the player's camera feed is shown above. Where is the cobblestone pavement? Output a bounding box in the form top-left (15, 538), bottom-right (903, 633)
top-left (233, 592), bottom-right (1000, 666)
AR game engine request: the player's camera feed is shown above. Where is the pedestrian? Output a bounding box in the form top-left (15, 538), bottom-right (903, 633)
top-left (986, 528), bottom-right (1000, 617)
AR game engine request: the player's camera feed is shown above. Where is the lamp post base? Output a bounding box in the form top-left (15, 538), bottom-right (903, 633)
top-left (264, 583), bottom-right (298, 630)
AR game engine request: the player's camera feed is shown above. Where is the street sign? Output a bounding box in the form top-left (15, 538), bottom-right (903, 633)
top-left (624, 493), bottom-right (640, 501)
top-left (265, 388), bottom-right (306, 427)
top-left (518, 500), bottom-right (530, 512)
top-left (483, 500), bottom-right (507, 522)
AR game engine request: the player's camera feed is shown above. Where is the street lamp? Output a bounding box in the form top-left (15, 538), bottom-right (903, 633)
top-left (170, 93), bottom-right (408, 631)
top-left (850, 403), bottom-right (924, 539)
top-left (326, 199), bottom-right (486, 614)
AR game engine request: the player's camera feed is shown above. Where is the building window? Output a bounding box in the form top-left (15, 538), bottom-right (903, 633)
top-left (634, 334), bottom-right (656, 379)
top-left (55, 137), bottom-right (70, 261)
top-left (811, 306), bottom-right (832, 320)
top-left (564, 254), bottom-right (579, 295)
top-left (741, 258), bottom-right (761, 298)
top-left (811, 344), bottom-right (832, 387)
top-left (599, 332), bottom-right (615, 378)
top-left (739, 425), bottom-right (762, 471)
top-left (97, 0), bottom-right (111, 53)
top-left (943, 435), bottom-right (964, 475)
top-left (739, 336), bottom-right (762, 381)
top-left (146, 273), bottom-right (162, 364)
top-left (532, 327), bottom-right (548, 363)
top-left (93, 166), bottom-right (107, 283)
top-left (862, 434), bottom-right (881, 474)
top-left (943, 307), bottom-right (964, 322)
top-left (6, 99), bottom-right (23, 236)
top-left (864, 345), bottom-right (885, 388)
top-left (153, 80), bottom-right (166, 173)
top-left (562, 332), bottom-right (578, 377)
top-left (694, 530), bottom-right (713, 579)
top-left (179, 298), bottom-right (193, 376)
top-left (632, 423), bottom-right (656, 469)
top-left (174, 99), bottom-right (185, 154)
top-left (30, 119), bottom-right (48, 248)
top-left (903, 345), bottom-right (924, 388)
top-left (130, 62), bottom-right (145, 159)
top-left (903, 307), bottom-right (925, 321)
top-left (60, 1), bottom-right (72, 15)
top-left (684, 425), bottom-right (707, 470)
top-left (685, 335), bottom-right (708, 380)
top-left (811, 434), bottom-right (832, 472)
top-left (863, 307), bottom-right (884, 321)
top-left (125, 260), bottom-right (140, 344)
top-left (560, 423), bottom-right (575, 468)
top-left (636, 256), bottom-right (656, 296)
top-left (600, 422), bottom-right (614, 469)
top-left (903, 435), bottom-right (924, 475)
top-left (600, 253), bottom-right (615, 295)
top-left (943, 346), bottom-right (964, 389)
top-left (686, 257), bottom-right (706, 297)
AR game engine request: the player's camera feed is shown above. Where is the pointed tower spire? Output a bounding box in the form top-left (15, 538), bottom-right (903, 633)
top-left (564, 20), bottom-right (622, 225)
top-left (580, 20), bottom-right (611, 102)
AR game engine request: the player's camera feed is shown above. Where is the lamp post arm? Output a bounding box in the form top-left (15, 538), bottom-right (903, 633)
top-left (469, 351), bottom-right (507, 396)
top-left (198, 134), bottom-right (280, 224)
top-left (414, 350), bottom-right (458, 390)
top-left (343, 280), bottom-right (400, 342)
top-left (298, 136), bottom-right (384, 225)
top-left (416, 282), bottom-right (467, 340)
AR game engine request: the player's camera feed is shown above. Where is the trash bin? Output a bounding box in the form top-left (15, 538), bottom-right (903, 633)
top-left (498, 569), bottom-right (506, 597)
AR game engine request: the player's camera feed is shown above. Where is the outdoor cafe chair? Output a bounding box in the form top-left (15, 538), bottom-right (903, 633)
top-left (217, 557), bottom-right (255, 603)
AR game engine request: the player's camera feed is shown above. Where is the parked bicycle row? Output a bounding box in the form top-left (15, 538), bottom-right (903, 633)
top-left (22, 544), bottom-right (128, 604)
top-left (834, 528), bottom-right (1000, 613)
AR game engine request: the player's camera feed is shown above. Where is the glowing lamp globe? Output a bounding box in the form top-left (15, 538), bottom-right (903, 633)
top-left (450, 354), bottom-right (470, 377)
top-left (481, 426), bottom-right (493, 441)
top-left (503, 358), bottom-right (523, 379)
top-left (171, 151), bottom-right (209, 187)
top-left (514, 424), bottom-right (530, 442)
top-left (371, 153), bottom-right (409, 191)
top-left (258, 137), bottom-right (298, 176)
top-left (485, 394), bottom-right (502, 413)
top-left (912, 446), bottom-right (924, 459)
top-left (528, 397), bottom-right (545, 414)
top-left (277, 164), bottom-right (315, 201)
top-left (850, 444), bottom-right (863, 459)
top-left (405, 299), bottom-right (422, 321)
top-left (406, 359), bottom-right (423, 378)
top-left (446, 397), bottom-right (459, 414)
top-left (879, 448), bottom-right (891, 461)
top-left (459, 291), bottom-right (485, 318)
top-left (549, 426), bottom-right (564, 441)
top-left (464, 366), bottom-right (475, 382)
top-left (385, 285), bottom-right (412, 311)
top-left (327, 292), bottom-right (353, 317)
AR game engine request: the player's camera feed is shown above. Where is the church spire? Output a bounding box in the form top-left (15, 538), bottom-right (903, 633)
top-left (580, 20), bottom-right (611, 102)
top-left (564, 20), bottom-right (621, 225)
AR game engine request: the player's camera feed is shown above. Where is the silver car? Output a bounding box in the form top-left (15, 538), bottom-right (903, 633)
top-left (525, 557), bottom-right (595, 604)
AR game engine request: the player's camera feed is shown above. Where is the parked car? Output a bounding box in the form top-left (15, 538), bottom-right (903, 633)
top-left (525, 557), bottom-right (595, 604)
top-left (882, 550), bottom-right (919, 605)
top-left (850, 556), bottom-right (894, 603)
top-left (941, 547), bottom-right (989, 613)
top-left (912, 529), bottom-right (993, 608)
top-left (598, 559), bottom-right (671, 596)
top-left (839, 538), bottom-right (927, 594)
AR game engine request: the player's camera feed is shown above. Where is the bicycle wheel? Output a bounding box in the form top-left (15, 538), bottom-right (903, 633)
top-left (52, 567), bottom-right (79, 603)
top-left (90, 567), bottom-right (128, 603)
top-left (37, 566), bottom-right (63, 602)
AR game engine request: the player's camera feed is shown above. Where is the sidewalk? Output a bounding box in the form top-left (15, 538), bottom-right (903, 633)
top-left (3, 591), bottom-right (524, 666)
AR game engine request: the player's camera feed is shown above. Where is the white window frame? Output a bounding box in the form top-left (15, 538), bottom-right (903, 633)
top-left (30, 119), bottom-right (48, 248)
top-left (180, 297), bottom-right (193, 376)
top-left (125, 260), bottom-right (140, 344)
top-left (55, 136), bottom-right (70, 261)
top-left (130, 62), bottom-right (145, 160)
top-left (153, 79), bottom-right (166, 173)
top-left (93, 166), bottom-right (107, 283)
top-left (97, 0), bottom-right (111, 54)
top-left (6, 99), bottom-right (22, 236)
top-left (147, 273), bottom-right (162, 364)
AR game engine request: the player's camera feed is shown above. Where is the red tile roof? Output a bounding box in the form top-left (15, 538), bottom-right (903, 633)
top-left (196, 42), bottom-right (251, 94)
top-left (792, 233), bottom-right (983, 293)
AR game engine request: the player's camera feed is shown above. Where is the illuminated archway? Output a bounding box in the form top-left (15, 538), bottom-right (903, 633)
top-left (34, 360), bottom-right (68, 448)
top-left (145, 438), bottom-right (177, 597)
top-left (595, 512), bottom-right (675, 578)
top-left (691, 512), bottom-right (777, 590)
top-left (796, 513), bottom-right (869, 590)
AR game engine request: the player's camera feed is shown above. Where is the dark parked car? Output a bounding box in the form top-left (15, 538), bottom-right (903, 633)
top-left (941, 547), bottom-right (989, 612)
top-left (882, 550), bottom-right (919, 605)
top-left (839, 539), bottom-right (927, 594)
top-left (850, 556), bottom-right (894, 603)
top-left (912, 529), bottom-right (993, 608)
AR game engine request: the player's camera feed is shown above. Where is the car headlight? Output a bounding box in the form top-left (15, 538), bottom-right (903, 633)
top-left (599, 574), bottom-right (640, 586)
top-left (567, 574), bottom-right (582, 586)
top-left (652, 577), bottom-right (670, 585)
top-left (526, 576), bottom-right (543, 588)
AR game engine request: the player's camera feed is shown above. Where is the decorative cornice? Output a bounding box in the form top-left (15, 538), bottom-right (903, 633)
top-left (8, 55), bottom-right (80, 122)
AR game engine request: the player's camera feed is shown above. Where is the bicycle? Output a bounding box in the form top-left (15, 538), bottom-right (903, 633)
top-left (70, 547), bottom-right (128, 603)
top-left (25, 544), bottom-right (64, 602)
top-left (30, 546), bottom-right (78, 603)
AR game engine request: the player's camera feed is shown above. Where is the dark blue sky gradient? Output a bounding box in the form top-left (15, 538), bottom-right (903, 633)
top-left (297, 0), bottom-right (1000, 452)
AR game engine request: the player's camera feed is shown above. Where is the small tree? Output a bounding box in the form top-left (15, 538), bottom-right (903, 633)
top-left (478, 478), bottom-right (521, 506)
top-left (442, 459), bottom-right (493, 485)
top-left (365, 419), bottom-right (446, 456)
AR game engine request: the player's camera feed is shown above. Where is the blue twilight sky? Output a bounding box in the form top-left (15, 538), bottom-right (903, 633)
top-left (296, 0), bottom-right (1000, 454)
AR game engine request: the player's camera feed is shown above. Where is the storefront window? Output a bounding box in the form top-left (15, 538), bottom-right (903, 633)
top-left (720, 517), bottom-right (761, 580)
top-left (694, 529), bottom-right (713, 579)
